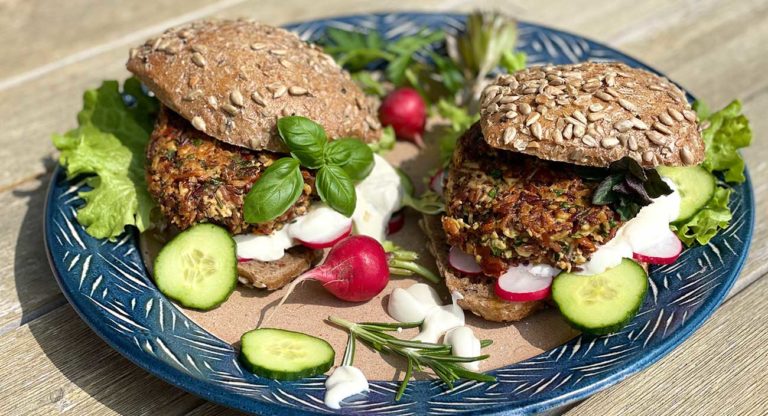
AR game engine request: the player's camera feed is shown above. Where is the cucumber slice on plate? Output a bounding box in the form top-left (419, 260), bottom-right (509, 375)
top-left (552, 259), bottom-right (647, 335)
top-left (657, 165), bottom-right (716, 223)
top-left (154, 223), bottom-right (237, 310)
top-left (240, 328), bottom-right (335, 380)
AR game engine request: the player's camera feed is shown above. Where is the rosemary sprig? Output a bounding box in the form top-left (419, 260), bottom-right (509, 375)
top-left (328, 317), bottom-right (495, 400)
top-left (383, 241), bottom-right (441, 284)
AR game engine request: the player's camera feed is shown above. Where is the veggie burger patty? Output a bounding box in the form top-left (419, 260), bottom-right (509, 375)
top-left (146, 106), bottom-right (316, 235)
top-left (442, 123), bottom-right (623, 276)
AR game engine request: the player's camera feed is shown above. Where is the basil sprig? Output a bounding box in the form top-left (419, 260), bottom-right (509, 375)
top-left (243, 116), bottom-right (374, 223)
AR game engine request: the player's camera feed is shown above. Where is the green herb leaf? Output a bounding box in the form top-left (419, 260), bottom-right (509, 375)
top-left (243, 158), bottom-right (304, 223)
top-left (316, 165), bottom-right (356, 217)
top-left (697, 100), bottom-right (752, 183)
top-left (671, 187), bottom-right (732, 246)
top-left (385, 29), bottom-right (445, 86)
top-left (500, 50), bottom-right (527, 73)
top-left (324, 138), bottom-right (375, 181)
top-left (277, 116), bottom-right (327, 169)
top-left (321, 27), bottom-right (393, 71)
top-left (351, 71), bottom-right (386, 96)
top-left (51, 78), bottom-right (158, 240)
top-left (368, 126), bottom-right (396, 154)
top-left (592, 173), bottom-right (623, 205)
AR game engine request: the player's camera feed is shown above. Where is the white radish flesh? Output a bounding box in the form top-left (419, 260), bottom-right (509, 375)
top-left (448, 246), bottom-right (482, 275)
top-left (633, 229), bottom-right (683, 265)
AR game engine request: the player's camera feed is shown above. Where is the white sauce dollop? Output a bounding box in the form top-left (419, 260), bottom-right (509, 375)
top-left (387, 284), bottom-right (482, 369)
top-left (387, 283), bottom-right (443, 322)
top-left (579, 178), bottom-right (681, 275)
top-left (324, 365), bottom-right (369, 409)
top-left (444, 326), bottom-right (482, 371)
top-left (234, 154), bottom-right (403, 262)
top-left (412, 292), bottom-right (465, 343)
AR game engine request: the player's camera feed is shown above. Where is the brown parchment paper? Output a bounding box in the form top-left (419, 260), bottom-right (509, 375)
top-left (140, 133), bottom-right (578, 381)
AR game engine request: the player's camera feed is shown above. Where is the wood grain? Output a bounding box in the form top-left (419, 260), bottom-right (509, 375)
top-left (0, 0), bottom-right (765, 415)
top-left (567, 273), bottom-right (768, 416)
top-left (0, 304), bottom-right (207, 415)
top-left (0, 0), bottom-right (222, 82)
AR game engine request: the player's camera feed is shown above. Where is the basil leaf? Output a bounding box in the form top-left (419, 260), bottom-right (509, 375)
top-left (277, 116), bottom-right (327, 169)
top-left (316, 165), bottom-right (356, 217)
top-left (243, 158), bottom-right (304, 223)
top-left (325, 138), bottom-right (374, 181)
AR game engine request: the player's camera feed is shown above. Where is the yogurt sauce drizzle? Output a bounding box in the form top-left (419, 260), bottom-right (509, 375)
top-left (234, 154), bottom-right (403, 261)
top-left (387, 283), bottom-right (483, 367)
top-left (579, 178), bottom-right (681, 275)
top-left (324, 365), bottom-right (369, 409)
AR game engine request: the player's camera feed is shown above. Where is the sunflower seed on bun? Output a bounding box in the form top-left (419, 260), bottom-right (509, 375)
top-left (479, 62), bottom-right (704, 168)
top-left (127, 19), bottom-right (381, 153)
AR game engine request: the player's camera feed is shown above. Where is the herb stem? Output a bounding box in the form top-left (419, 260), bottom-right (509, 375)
top-left (341, 333), bottom-right (356, 367)
top-left (388, 259), bottom-right (441, 284)
top-left (395, 357), bottom-right (415, 401)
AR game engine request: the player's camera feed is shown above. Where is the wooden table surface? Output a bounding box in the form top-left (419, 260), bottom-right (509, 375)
top-left (0, 0), bottom-right (766, 414)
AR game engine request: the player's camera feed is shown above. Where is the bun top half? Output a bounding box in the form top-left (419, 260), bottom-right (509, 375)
top-left (127, 19), bottom-right (381, 152)
top-left (479, 62), bottom-right (705, 168)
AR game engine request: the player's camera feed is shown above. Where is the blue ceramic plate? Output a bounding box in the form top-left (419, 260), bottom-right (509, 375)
top-left (45, 12), bottom-right (754, 415)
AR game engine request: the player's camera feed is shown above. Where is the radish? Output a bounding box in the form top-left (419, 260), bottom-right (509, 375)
top-left (262, 236), bottom-right (390, 326)
top-left (633, 229), bottom-right (683, 265)
top-left (379, 88), bottom-right (426, 148)
top-left (295, 224), bottom-right (352, 249)
top-left (387, 210), bottom-right (405, 235)
top-left (494, 265), bottom-right (556, 302)
top-left (429, 169), bottom-right (446, 196)
top-left (448, 246), bottom-right (482, 275)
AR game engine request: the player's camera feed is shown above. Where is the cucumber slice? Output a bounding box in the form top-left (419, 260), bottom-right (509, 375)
top-left (656, 165), bottom-right (716, 224)
top-left (153, 223), bottom-right (237, 310)
top-left (552, 259), bottom-right (647, 335)
top-left (240, 328), bottom-right (335, 380)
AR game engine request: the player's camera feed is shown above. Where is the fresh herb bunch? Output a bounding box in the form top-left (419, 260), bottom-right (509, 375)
top-left (320, 27), bottom-right (445, 87)
top-left (328, 317), bottom-right (495, 400)
top-left (243, 116), bottom-right (374, 223)
top-left (383, 241), bottom-right (441, 284)
top-left (588, 157), bottom-right (672, 220)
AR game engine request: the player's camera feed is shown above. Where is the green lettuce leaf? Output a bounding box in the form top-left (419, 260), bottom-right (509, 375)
top-left (52, 78), bottom-right (158, 240)
top-left (368, 126), bottom-right (396, 154)
top-left (672, 187), bottom-right (732, 246)
top-left (698, 100), bottom-right (752, 183)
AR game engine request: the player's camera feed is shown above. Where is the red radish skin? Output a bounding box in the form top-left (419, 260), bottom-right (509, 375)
top-left (262, 236), bottom-right (390, 326)
top-left (633, 229), bottom-right (683, 265)
top-left (379, 88), bottom-right (427, 148)
top-left (494, 267), bottom-right (553, 302)
top-left (387, 210), bottom-right (405, 235)
top-left (295, 224), bottom-right (352, 249)
top-left (448, 246), bottom-right (482, 275)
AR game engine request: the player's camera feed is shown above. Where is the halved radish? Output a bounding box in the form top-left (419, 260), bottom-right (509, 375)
top-left (387, 210), bottom-right (405, 235)
top-left (237, 257), bottom-right (252, 263)
top-left (448, 246), bottom-right (482, 275)
top-left (494, 266), bottom-right (555, 302)
top-left (633, 229), bottom-right (682, 265)
top-left (295, 224), bottom-right (352, 249)
top-left (430, 169), bottom-right (446, 196)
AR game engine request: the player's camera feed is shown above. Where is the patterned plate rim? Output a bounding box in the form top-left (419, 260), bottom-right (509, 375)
top-left (44, 12), bottom-right (755, 415)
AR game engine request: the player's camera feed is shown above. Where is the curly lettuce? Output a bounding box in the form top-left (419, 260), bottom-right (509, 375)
top-left (52, 78), bottom-right (158, 240)
top-left (671, 100), bottom-right (751, 246)
top-left (696, 100), bottom-right (752, 183)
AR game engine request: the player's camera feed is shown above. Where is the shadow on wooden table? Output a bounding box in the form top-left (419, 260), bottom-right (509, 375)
top-left (12, 157), bottom-right (241, 415)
